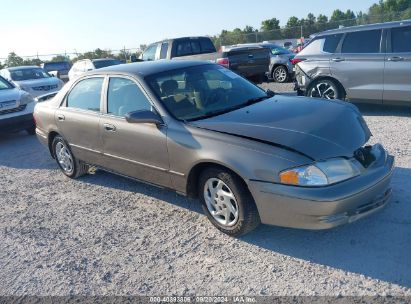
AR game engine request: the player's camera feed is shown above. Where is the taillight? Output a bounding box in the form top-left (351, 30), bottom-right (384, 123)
top-left (216, 57), bottom-right (230, 68)
top-left (291, 58), bottom-right (305, 65)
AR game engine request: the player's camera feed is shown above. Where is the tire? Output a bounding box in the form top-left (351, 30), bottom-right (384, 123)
top-left (272, 66), bottom-right (289, 83)
top-left (199, 167), bottom-right (260, 236)
top-left (307, 79), bottom-right (345, 100)
top-left (52, 135), bottom-right (88, 178)
top-left (26, 126), bottom-right (36, 136)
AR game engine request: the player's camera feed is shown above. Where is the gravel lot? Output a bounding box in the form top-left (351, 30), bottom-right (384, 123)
top-left (0, 83), bottom-right (410, 297)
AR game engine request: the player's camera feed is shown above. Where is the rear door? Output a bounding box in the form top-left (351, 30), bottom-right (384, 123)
top-left (99, 76), bottom-right (171, 187)
top-left (55, 76), bottom-right (105, 165)
top-left (330, 29), bottom-right (385, 103)
top-left (383, 25), bottom-right (411, 105)
top-left (226, 47), bottom-right (270, 78)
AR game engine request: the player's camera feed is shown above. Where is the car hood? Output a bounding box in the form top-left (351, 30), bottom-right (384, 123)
top-left (14, 77), bottom-right (60, 88)
top-left (189, 96), bottom-right (371, 160)
top-left (0, 88), bottom-right (23, 102)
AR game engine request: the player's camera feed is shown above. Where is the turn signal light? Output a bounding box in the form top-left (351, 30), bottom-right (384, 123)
top-left (279, 171), bottom-right (299, 185)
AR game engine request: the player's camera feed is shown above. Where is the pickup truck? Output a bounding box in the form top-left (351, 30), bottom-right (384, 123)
top-left (136, 37), bottom-right (270, 83)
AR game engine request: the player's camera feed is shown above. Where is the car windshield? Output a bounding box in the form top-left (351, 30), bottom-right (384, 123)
top-left (93, 59), bottom-right (122, 69)
top-left (43, 62), bottom-right (70, 71)
top-left (10, 68), bottom-right (51, 81)
top-left (145, 64), bottom-right (269, 121)
top-left (269, 45), bottom-right (292, 55)
top-left (0, 76), bottom-right (13, 90)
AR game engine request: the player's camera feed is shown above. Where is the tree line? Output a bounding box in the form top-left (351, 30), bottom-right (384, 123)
top-left (212, 0), bottom-right (411, 46)
top-left (1, 0), bottom-right (410, 68)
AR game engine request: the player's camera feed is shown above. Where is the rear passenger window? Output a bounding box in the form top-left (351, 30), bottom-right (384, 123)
top-left (66, 78), bottom-right (103, 111)
top-left (160, 42), bottom-right (169, 59)
top-left (323, 34), bottom-right (343, 53)
top-left (391, 26), bottom-right (411, 52)
top-left (107, 77), bottom-right (152, 117)
top-left (342, 30), bottom-right (381, 53)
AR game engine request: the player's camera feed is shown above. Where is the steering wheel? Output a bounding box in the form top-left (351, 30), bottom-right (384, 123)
top-left (204, 88), bottom-right (226, 107)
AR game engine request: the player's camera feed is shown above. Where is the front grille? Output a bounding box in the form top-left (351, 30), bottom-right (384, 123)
top-left (32, 84), bottom-right (58, 91)
top-left (0, 104), bottom-right (27, 115)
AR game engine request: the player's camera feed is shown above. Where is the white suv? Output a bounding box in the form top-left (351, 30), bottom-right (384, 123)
top-left (0, 76), bottom-right (36, 135)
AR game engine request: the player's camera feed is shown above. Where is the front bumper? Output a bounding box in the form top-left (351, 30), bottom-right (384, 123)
top-left (248, 144), bottom-right (395, 229)
top-left (0, 113), bottom-right (35, 133)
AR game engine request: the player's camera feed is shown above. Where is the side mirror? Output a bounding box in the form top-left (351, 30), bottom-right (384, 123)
top-left (130, 55), bottom-right (137, 62)
top-left (125, 110), bottom-right (163, 125)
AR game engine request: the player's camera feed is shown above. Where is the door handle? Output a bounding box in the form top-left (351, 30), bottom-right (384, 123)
top-left (57, 114), bottom-right (65, 121)
top-left (387, 56), bottom-right (404, 62)
top-left (331, 57), bottom-right (345, 62)
top-left (103, 123), bottom-right (116, 132)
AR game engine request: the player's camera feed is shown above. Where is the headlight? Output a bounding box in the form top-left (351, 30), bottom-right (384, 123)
top-left (20, 93), bottom-right (35, 105)
top-left (279, 158), bottom-right (363, 186)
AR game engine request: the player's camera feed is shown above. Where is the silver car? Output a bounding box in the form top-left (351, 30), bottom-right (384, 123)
top-left (34, 61), bottom-right (394, 236)
top-left (0, 75), bottom-right (36, 135)
top-left (0, 66), bottom-right (64, 98)
top-left (294, 20), bottom-right (411, 106)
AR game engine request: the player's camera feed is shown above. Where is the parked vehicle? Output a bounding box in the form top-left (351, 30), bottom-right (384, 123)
top-left (138, 36), bottom-right (270, 83)
top-left (293, 20), bottom-right (411, 106)
top-left (68, 58), bottom-right (122, 80)
top-left (34, 60), bottom-right (394, 236)
top-left (0, 66), bottom-right (64, 98)
top-left (0, 75), bottom-right (36, 135)
top-left (234, 43), bottom-right (295, 83)
top-left (41, 61), bottom-right (72, 82)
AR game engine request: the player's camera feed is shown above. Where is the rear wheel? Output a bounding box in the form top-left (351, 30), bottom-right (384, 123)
top-left (199, 167), bottom-right (260, 236)
top-left (272, 66), bottom-right (289, 83)
top-left (52, 135), bottom-right (88, 178)
top-left (307, 79), bottom-right (345, 100)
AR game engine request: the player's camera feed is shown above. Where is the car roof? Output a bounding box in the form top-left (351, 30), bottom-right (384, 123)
top-left (317, 19), bottom-right (411, 36)
top-left (93, 60), bottom-right (213, 77)
top-left (149, 36), bottom-right (211, 45)
top-left (7, 66), bottom-right (41, 70)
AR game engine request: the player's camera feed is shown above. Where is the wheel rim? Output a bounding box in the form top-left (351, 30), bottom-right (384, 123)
top-left (203, 178), bottom-right (239, 227)
top-left (309, 82), bottom-right (337, 99)
top-left (55, 141), bottom-right (74, 174)
top-left (274, 67), bottom-right (287, 82)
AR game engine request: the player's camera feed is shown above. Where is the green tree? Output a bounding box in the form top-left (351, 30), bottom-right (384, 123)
top-left (50, 55), bottom-right (70, 62)
top-left (260, 18), bottom-right (280, 31)
top-left (5, 52), bottom-right (24, 67)
top-left (22, 58), bottom-right (42, 66)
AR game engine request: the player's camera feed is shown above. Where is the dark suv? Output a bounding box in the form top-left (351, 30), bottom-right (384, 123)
top-left (41, 61), bottom-right (72, 82)
top-left (294, 20), bottom-right (411, 106)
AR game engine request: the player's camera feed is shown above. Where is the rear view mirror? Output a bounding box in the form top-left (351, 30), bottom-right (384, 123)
top-left (125, 110), bottom-right (163, 125)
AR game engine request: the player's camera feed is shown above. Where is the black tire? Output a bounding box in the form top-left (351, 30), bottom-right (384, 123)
top-left (198, 167), bottom-right (260, 236)
top-left (26, 126), bottom-right (36, 135)
top-left (272, 66), bottom-right (289, 83)
top-left (52, 135), bottom-right (88, 178)
top-left (307, 79), bottom-right (345, 100)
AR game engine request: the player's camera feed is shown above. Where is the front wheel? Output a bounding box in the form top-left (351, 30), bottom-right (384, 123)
top-left (307, 79), bottom-right (345, 100)
top-left (199, 167), bottom-right (260, 236)
top-left (52, 135), bottom-right (88, 178)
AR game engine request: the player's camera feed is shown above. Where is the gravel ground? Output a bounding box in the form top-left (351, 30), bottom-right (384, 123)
top-left (0, 83), bottom-right (410, 297)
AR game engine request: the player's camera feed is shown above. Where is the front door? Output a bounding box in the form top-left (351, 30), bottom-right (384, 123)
top-left (100, 76), bottom-right (171, 188)
top-left (383, 25), bottom-right (411, 105)
top-left (330, 29), bottom-right (385, 103)
top-left (55, 76), bottom-right (104, 165)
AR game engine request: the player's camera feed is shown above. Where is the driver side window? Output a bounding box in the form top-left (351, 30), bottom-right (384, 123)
top-left (107, 77), bottom-right (152, 117)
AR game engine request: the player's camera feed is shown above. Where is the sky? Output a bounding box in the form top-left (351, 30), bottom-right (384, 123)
top-left (1, 0), bottom-right (378, 60)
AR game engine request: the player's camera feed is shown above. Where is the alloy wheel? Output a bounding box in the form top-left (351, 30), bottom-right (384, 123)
top-left (274, 67), bottom-right (288, 83)
top-left (55, 141), bottom-right (74, 174)
top-left (203, 178), bottom-right (239, 227)
top-left (309, 81), bottom-right (337, 99)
